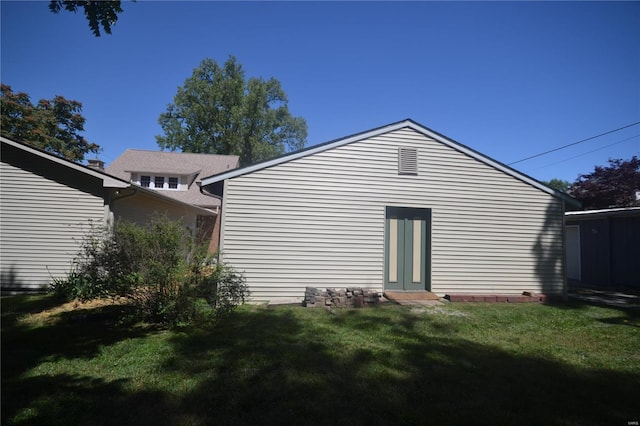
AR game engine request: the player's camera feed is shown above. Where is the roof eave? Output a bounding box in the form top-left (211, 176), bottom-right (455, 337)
top-left (1, 137), bottom-right (218, 216)
top-left (1, 136), bottom-right (129, 189)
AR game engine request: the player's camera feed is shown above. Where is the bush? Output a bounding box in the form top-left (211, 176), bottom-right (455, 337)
top-left (50, 214), bottom-right (248, 325)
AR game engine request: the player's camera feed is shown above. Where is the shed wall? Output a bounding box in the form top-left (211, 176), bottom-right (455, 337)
top-left (0, 160), bottom-right (106, 291)
top-left (566, 214), bottom-right (640, 288)
top-left (221, 128), bottom-right (565, 302)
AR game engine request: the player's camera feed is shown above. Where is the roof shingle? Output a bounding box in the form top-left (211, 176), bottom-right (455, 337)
top-left (106, 149), bottom-right (239, 208)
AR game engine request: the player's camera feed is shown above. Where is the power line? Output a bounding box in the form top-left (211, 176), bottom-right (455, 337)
top-left (524, 134), bottom-right (640, 173)
top-left (508, 121), bottom-right (640, 166)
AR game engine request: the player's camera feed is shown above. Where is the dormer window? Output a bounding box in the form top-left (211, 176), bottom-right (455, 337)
top-left (135, 174), bottom-right (181, 190)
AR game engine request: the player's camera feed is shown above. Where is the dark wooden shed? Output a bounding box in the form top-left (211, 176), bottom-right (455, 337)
top-left (565, 207), bottom-right (640, 290)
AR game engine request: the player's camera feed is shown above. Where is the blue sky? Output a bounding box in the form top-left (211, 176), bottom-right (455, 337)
top-left (2, 1), bottom-right (639, 183)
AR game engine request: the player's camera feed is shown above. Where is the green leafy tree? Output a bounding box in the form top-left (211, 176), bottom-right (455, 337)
top-left (569, 157), bottom-right (640, 209)
top-left (157, 56), bottom-right (307, 166)
top-left (542, 178), bottom-right (571, 192)
top-left (1, 84), bottom-right (99, 162)
top-left (49, 0), bottom-right (123, 37)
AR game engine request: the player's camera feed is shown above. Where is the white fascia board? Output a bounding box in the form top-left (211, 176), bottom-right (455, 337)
top-left (1, 136), bottom-right (128, 188)
top-left (565, 206), bottom-right (640, 217)
top-left (199, 119), bottom-right (580, 207)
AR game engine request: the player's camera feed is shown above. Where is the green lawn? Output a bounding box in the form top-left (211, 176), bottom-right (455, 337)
top-left (2, 295), bottom-right (639, 426)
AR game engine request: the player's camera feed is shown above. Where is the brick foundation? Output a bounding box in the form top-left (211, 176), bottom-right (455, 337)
top-left (445, 292), bottom-right (558, 303)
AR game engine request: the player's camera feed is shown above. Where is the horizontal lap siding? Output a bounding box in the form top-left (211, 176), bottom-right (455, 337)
top-left (222, 128), bottom-right (564, 302)
top-left (0, 161), bottom-right (105, 290)
top-left (112, 192), bottom-right (199, 229)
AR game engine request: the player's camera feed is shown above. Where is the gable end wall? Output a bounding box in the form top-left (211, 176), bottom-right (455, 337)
top-left (0, 158), bottom-right (107, 291)
top-left (221, 128), bottom-right (565, 302)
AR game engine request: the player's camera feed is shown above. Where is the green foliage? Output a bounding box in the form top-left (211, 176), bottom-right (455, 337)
top-left (197, 261), bottom-right (249, 316)
top-left (49, 215), bottom-right (248, 324)
top-left (0, 84), bottom-right (100, 162)
top-left (542, 178), bottom-right (571, 192)
top-left (49, 0), bottom-right (123, 37)
top-left (157, 56), bottom-right (307, 166)
top-left (570, 156), bottom-right (640, 209)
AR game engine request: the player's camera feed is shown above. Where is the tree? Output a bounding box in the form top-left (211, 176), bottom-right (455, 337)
top-left (1, 84), bottom-right (99, 162)
top-left (569, 157), bottom-right (640, 209)
top-left (157, 56), bottom-right (307, 166)
top-left (49, 1), bottom-right (123, 37)
top-left (542, 178), bottom-right (571, 192)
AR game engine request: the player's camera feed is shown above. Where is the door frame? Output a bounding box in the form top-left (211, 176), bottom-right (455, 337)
top-left (384, 206), bottom-right (432, 291)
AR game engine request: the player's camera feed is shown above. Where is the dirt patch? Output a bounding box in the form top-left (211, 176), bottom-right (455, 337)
top-left (18, 297), bottom-right (129, 326)
top-left (410, 306), bottom-right (470, 317)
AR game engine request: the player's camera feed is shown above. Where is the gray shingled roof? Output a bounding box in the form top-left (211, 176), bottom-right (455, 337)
top-left (106, 149), bottom-right (239, 208)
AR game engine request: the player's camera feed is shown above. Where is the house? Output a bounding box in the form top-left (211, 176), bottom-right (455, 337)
top-left (565, 207), bottom-right (640, 290)
top-left (0, 137), bottom-right (220, 292)
top-left (106, 149), bottom-right (239, 251)
top-left (201, 119), bottom-right (580, 303)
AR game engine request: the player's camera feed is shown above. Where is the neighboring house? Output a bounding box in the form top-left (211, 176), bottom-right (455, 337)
top-left (0, 137), bottom-right (218, 292)
top-left (201, 119), bottom-right (580, 303)
top-left (565, 207), bottom-right (640, 290)
top-left (106, 149), bottom-right (239, 251)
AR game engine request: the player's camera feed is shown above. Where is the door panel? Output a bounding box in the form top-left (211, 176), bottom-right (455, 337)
top-left (385, 207), bottom-right (431, 291)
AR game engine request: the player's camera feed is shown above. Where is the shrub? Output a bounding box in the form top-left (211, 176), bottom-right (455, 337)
top-left (50, 214), bottom-right (248, 325)
top-left (194, 259), bottom-right (249, 317)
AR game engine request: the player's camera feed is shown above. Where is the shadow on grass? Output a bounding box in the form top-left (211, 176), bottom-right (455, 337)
top-left (3, 374), bottom-right (174, 426)
top-left (3, 301), bottom-right (639, 425)
top-left (1, 296), bottom-right (160, 425)
top-left (552, 297), bottom-right (640, 329)
top-left (1, 295), bottom-right (66, 327)
top-left (167, 306), bottom-right (639, 426)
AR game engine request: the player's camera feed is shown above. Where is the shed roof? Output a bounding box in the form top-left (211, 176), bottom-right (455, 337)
top-left (200, 119), bottom-right (580, 207)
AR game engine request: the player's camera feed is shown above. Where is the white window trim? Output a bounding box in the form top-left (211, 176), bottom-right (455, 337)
top-left (136, 174), bottom-right (182, 190)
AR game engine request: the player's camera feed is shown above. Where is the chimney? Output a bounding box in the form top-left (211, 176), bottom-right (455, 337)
top-left (87, 159), bottom-right (105, 172)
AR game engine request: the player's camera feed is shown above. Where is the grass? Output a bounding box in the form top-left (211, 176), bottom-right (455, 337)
top-left (2, 295), bottom-right (639, 426)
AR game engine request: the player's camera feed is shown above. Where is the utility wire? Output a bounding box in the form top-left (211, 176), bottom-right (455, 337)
top-left (508, 121), bottom-right (640, 165)
top-left (524, 134), bottom-right (640, 173)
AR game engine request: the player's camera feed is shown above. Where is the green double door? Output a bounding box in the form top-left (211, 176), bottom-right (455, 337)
top-left (384, 207), bottom-right (431, 291)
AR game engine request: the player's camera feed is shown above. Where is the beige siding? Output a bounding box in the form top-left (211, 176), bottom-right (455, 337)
top-left (0, 161), bottom-right (106, 290)
top-left (221, 128), bottom-right (565, 302)
top-left (112, 191), bottom-right (199, 229)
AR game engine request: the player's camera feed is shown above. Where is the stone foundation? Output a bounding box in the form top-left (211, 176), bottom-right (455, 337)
top-left (304, 287), bottom-right (381, 308)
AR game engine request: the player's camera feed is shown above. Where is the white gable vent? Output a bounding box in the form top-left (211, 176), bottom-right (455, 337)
top-left (398, 147), bottom-right (418, 175)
